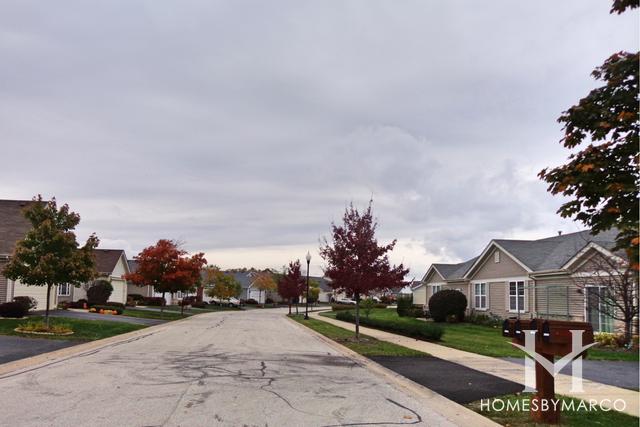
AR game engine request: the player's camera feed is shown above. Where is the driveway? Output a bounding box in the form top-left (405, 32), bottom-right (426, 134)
top-left (0, 309), bottom-right (463, 426)
top-left (49, 310), bottom-right (165, 326)
top-left (502, 357), bottom-right (639, 391)
top-left (0, 336), bottom-right (79, 364)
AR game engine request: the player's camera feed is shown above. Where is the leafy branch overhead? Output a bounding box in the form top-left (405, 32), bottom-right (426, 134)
top-left (539, 48), bottom-right (639, 265)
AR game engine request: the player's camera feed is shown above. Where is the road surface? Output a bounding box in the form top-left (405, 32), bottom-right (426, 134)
top-left (0, 309), bottom-right (458, 426)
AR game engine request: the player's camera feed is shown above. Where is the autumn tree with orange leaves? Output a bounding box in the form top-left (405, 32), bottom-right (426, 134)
top-left (539, 1), bottom-right (639, 268)
top-left (125, 239), bottom-right (206, 314)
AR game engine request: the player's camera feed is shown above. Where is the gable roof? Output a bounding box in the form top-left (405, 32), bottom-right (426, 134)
top-left (94, 249), bottom-right (127, 275)
top-left (464, 229), bottom-right (618, 278)
top-left (432, 257), bottom-right (478, 280)
top-left (0, 199), bottom-right (38, 255)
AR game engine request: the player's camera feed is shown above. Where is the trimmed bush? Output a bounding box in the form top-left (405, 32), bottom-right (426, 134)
top-left (428, 289), bottom-right (467, 322)
top-left (335, 310), bottom-right (444, 341)
top-left (0, 302), bottom-right (28, 318)
top-left (142, 297), bottom-right (165, 306)
top-left (90, 305), bottom-right (124, 315)
top-left (466, 311), bottom-right (502, 327)
top-left (69, 299), bottom-right (88, 309)
top-left (87, 280), bottom-right (114, 305)
top-left (265, 297), bottom-right (275, 304)
top-left (245, 298), bottom-right (259, 305)
top-left (127, 294), bottom-right (145, 302)
top-left (396, 294), bottom-right (413, 317)
top-left (13, 296), bottom-right (37, 311)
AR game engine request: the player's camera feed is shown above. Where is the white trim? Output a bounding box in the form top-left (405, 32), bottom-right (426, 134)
top-left (421, 265), bottom-right (446, 283)
top-left (472, 281), bottom-right (488, 310)
top-left (463, 240), bottom-right (532, 279)
top-left (507, 279), bottom-right (527, 313)
top-left (562, 242), bottom-right (625, 270)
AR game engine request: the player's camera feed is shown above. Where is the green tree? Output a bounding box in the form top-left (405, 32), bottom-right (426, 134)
top-left (539, 2), bottom-right (639, 267)
top-left (254, 271), bottom-right (277, 306)
top-left (206, 269), bottom-right (242, 301)
top-left (3, 196), bottom-right (99, 328)
top-left (308, 279), bottom-right (320, 304)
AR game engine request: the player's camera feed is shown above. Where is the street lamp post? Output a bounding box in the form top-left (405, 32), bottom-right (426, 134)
top-left (304, 251), bottom-right (311, 320)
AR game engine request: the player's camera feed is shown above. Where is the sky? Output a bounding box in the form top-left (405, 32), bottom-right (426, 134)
top-left (0, 1), bottom-right (638, 277)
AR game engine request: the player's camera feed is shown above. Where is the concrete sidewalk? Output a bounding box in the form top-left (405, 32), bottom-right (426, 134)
top-left (310, 311), bottom-right (640, 417)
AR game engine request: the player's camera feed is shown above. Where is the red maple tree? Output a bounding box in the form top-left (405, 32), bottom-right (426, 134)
top-left (125, 239), bottom-right (206, 313)
top-left (320, 201), bottom-right (407, 338)
top-left (277, 260), bottom-right (305, 314)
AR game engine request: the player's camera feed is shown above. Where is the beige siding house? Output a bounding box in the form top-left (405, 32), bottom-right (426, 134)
top-left (59, 249), bottom-right (137, 305)
top-left (413, 229), bottom-right (627, 333)
top-left (0, 200), bottom-right (57, 311)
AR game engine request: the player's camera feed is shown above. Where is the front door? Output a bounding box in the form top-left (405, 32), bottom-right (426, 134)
top-left (586, 287), bottom-right (613, 332)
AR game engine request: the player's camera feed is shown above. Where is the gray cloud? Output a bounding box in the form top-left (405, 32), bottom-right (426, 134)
top-left (0, 0), bottom-right (637, 276)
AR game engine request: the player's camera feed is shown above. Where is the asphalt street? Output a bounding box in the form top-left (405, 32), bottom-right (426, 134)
top-left (0, 309), bottom-right (459, 427)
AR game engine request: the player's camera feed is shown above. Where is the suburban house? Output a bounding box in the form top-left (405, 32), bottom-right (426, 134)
top-left (413, 229), bottom-right (624, 332)
top-left (126, 259), bottom-right (154, 298)
top-left (0, 199), bottom-right (55, 311)
top-left (58, 249), bottom-right (133, 305)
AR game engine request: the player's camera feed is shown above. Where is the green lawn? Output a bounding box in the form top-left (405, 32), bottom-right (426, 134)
top-left (289, 314), bottom-right (428, 357)
top-left (121, 309), bottom-right (190, 320)
top-left (322, 309), bottom-right (639, 361)
top-left (0, 316), bottom-right (146, 341)
top-left (466, 393), bottom-right (639, 427)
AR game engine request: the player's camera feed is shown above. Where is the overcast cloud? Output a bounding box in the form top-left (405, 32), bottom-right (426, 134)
top-left (1, 1), bottom-right (637, 277)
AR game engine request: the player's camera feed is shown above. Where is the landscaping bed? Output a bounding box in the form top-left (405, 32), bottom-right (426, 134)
top-left (0, 316), bottom-right (146, 341)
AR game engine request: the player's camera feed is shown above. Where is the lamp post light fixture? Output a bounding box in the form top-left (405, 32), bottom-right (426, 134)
top-left (304, 251), bottom-right (311, 320)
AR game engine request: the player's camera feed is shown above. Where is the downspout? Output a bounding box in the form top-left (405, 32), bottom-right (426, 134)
top-left (532, 277), bottom-right (536, 318)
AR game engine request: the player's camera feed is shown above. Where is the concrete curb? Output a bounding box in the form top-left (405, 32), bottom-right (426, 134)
top-left (287, 315), bottom-right (500, 427)
top-left (0, 312), bottom-right (199, 378)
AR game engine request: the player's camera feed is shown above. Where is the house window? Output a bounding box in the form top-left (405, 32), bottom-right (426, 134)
top-left (474, 283), bottom-right (487, 309)
top-left (509, 281), bottom-right (525, 312)
top-left (494, 251), bottom-right (500, 263)
top-left (432, 285), bottom-right (441, 294)
top-left (587, 287), bottom-right (614, 332)
top-left (57, 283), bottom-right (71, 296)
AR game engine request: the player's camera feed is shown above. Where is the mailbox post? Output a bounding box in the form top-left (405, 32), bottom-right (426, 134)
top-left (503, 318), bottom-right (594, 424)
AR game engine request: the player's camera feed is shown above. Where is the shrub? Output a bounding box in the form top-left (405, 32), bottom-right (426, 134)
top-left (396, 295), bottom-right (413, 317)
top-left (594, 332), bottom-right (627, 348)
top-left (142, 297), bottom-right (165, 306)
top-left (192, 301), bottom-right (207, 308)
top-left (127, 294), bottom-right (145, 302)
top-left (69, 299), bottom-right (88, 309)
top-left (466, 311), bottom-right (502, 327)
top-left (0, 302), bottom-right (28, 318)
top-left (335, 310), bottom-right (443, 341)
top-left (89, 305), bottom-right (124, 315)
top-left (57, 301), bottom-right (70, 310)
top-left (361, 298), bottom-right (375, 319)
top-left (182, 296), bottom-right (199, 305)
top-left (265, 297), bottom-right (275, 304)
top-left (126, 298), bottom-right (137, 307)
top-left (428, 290), bottom-right (467, 322)
top-left (13, 296), bottom-right (37, 311)
top-left (86, 280), bottom-right (114, 305)
top-left (408, 305), bottom-right (425, 318)
top-left (246, 298), bottom-right (259, 305)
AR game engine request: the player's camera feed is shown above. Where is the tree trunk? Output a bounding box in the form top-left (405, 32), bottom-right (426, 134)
top-left (625, 319), bottom-right (632, 346)
top-left (355, 292), bottom-right (360, 340)
top-left (295, 297), bottom-right (299, 314)
top-left (161, 292), bottom-right (165, 313)
top-left (45, 283), bottom-right (52, 329)
top-left (288, 298), bottom-right (291, 315)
